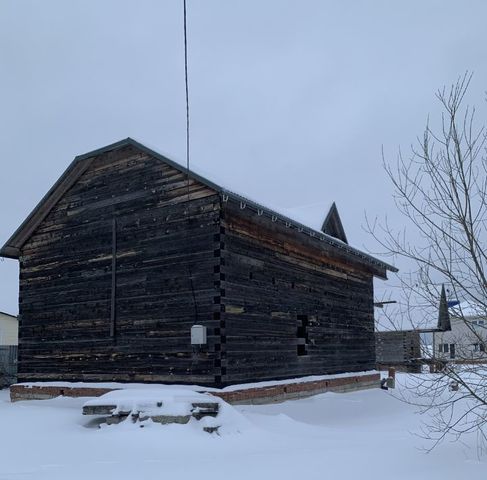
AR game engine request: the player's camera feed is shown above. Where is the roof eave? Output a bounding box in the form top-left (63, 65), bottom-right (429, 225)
top-left (0, 245), bottom-right (19, 259)
top-left (0, 154), bottom-right (94, 259)
top-left (220, 190), bottom-right (398, 277)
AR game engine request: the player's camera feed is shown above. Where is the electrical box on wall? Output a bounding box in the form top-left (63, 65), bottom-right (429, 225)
top-left (191, 325), bottom-right (207, 345)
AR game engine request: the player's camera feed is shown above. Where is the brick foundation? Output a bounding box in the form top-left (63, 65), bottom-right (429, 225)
top-left (10, 385), bottom-right (114, 402)
top-left (212, 373), bottom-right (380, 404)
top-left (10, 372), bottom-right (380, 404)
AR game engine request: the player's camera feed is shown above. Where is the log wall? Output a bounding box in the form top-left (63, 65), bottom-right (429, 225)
top-left (16, 144), bottom-right (379, 387)
top-left (375, 330), bottom-right (422, 372)
top-left (219, 200), bottom-right (376, 385)
top-left (18, 145), bottom-right (221, 384)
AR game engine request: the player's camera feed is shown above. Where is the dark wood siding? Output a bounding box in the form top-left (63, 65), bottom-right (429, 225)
top-left (220, 199), bottom-right (376, 385)
top-left (18, 145), bottom-right (221, 385)
top-left (375, 330), bottom-right (421, 372)
top-left (14, 142), bottom-right (381, 387)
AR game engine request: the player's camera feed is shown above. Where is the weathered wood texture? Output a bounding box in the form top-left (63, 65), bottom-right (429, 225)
top-left (375, 330), bottom-right (421, 372)
top-left (18, 145), bottom-right (221, 384)
top-left (16, 144), bottom-right (380, 387)
top-left (218, 200), bottom-right (376, 385)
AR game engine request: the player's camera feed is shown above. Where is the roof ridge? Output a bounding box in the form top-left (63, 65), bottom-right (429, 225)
top-left (0, 138), bottom-right (397, 274)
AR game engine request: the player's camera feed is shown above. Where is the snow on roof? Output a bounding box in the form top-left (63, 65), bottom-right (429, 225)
top-left (267, 202), bottom-right (333, 232)
top-left (450, 301), bottom-right (486, 318)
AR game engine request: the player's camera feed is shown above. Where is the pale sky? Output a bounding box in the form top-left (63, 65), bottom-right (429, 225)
top-left (1, 0), bottom-right (486, 315)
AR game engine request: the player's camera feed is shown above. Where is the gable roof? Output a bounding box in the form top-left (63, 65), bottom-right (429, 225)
top-left (0, 138), bottom-right (397, 276)
top-left (0, 311), bottom-right (17, 320)
top-left (321, 202), bottom-right (348, 244)
top-left (437, 284), bottom-right (452, 331)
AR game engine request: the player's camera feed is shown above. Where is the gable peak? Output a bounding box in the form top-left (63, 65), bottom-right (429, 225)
top-left (321, 202), bottom-right (348, 244)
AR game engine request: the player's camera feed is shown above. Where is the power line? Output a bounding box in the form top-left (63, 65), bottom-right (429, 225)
top-left (182, 0), bottom-right (198, 324)
top-left (183, 0), bottom-right (190, 185)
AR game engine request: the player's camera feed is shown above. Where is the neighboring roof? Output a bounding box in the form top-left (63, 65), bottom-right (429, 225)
top-left (450, 301), bottom-right (487, 319)
top-left (0, 138), bottom-right (397, 275)
top-left (0, 311), bottom-right (18, 320)
top-left (437, 284), bottom-right (451, 331)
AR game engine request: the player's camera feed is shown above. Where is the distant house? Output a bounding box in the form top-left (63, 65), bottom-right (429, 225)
top-left (375, 285), bottom-right (452, 372)
top-left (0, 311), bottom-right (18, 386)
top-left (0, 311), bottom-right (18, 346)
top-left (433, 303), bottom-right (487, 362)
top-left (0, 138), bottom-right (396, 386)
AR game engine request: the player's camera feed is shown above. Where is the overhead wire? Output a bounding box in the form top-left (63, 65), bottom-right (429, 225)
top-left (182, 0), bottom-right (199, 325)
top-left (183, 0), bottom-right (191, 187)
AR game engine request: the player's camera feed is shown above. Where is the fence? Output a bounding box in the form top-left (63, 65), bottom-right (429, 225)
top-left (0, 346), bottom-right (18, 387)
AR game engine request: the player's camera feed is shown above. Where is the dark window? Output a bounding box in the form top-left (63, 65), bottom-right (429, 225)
top-left (481, 344), bottom-right (486, 352)
top-left (297, 315), bottom-right (309, 356)
top-left (450, 344), bottom-right (455, 359)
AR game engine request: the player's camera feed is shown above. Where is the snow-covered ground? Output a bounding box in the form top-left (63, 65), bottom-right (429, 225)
top-left (0, 376), bottom-right (485, 480)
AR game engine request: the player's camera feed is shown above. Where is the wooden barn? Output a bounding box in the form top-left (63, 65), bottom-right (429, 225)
top-left (1, 138), bottom-right (396, 387)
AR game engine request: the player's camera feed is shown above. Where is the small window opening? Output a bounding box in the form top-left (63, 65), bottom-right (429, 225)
top-left (297, 315), bottom-right (309, 356)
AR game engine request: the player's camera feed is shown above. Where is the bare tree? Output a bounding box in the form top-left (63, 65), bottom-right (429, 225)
top-left (368, 73), bottom-right (487, 450)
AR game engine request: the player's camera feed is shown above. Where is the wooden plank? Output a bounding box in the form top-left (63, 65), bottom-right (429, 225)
top-left (17, 148), bottom-right (221, 385)
top-left (218, 199), bottom-right (376, 384)
top-left (110, 218), bottom-right (117, 338)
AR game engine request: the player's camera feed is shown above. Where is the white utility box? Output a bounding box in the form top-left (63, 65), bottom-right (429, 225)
top-left (191, 325), bottom-right (207, 345)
